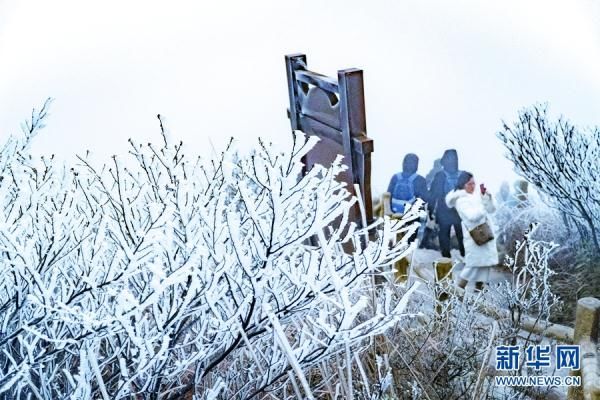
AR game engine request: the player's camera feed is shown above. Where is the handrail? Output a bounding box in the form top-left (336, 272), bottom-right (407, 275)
top-left (295, 70), bottom-right (339, 93)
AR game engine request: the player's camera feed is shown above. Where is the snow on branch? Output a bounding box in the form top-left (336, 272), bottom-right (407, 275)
top-left (498, 104), bottom-right (600, 252)
top-left (493, 223), bottom-right (560, 337)
top-left (0, 107), bottom-right (419, 399)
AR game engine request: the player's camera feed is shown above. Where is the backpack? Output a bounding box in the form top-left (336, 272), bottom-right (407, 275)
top-left (443, 170), bottom-right (461, 194)
top-left (391, 172), bottom-right (417, 213)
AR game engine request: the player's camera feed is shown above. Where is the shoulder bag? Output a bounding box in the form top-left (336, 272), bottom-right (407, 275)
top-left (469, 221), bottom-right (494, 245)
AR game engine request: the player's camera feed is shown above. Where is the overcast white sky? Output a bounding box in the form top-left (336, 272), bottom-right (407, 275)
top-left (1, 0), bottom-right (600, 196)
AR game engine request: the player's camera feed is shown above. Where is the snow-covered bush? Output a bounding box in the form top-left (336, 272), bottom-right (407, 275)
top-left (389, 288), bottom-right (494, 399)
top-left (492, 184), bottom-right (574, 259)
top-left (0, 103), bottom-right (420, 399)
top-left (492, 178), bottom-right (599, 326)
top-left (492, 223), bottom-right (560, 340)
top-left (498, 104), bottom-right (600, 252)
top-left (384, 224), bottom-right (561, 399)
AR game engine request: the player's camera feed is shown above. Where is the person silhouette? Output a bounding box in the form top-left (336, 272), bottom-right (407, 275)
top-left (429, 149), bottom-right (465, 258)
top-left (387, 153), bottom-right (428, 214)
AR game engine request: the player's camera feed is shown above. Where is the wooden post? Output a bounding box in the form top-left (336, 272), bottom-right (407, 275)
top-left (434, 258), bottom-right (453, 314)
top-left (568, 297), bottom-right (600, 400)
top-left (285, 54), bottom-right (307, 131)
top-left (393, 212), bottom-right (409, 283)
top-left (285, 54), bottom-right (309, 180)
top-left (580, 339), bottom-right (600, 400)
top-left (395, 256), bottom-right (410, 283)
top-left (338, 68), bottom-right (373, 225)
top-left (574, 297), bottom-right (600, 343)
top-left (434, 258), bottom-right (453, 281)
top-left (338, 68), bottom-right (365, 184)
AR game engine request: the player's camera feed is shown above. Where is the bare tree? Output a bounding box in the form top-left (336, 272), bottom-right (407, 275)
top-left (498, 104), bottom-right (600, 252)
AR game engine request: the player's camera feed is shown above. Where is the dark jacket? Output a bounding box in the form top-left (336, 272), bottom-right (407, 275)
top-left (429, 149), bottom-right (462, 224)
top-left (387, 153), bottom-right (429, 204)
top-left (425, 158), bottom-right (442, 188)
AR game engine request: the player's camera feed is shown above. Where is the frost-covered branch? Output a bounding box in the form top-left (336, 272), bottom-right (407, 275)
top-left (493, 223), bottom-right (560, 342)
top-left (498, 104), bottom-right (600, 252)
top-left (0, 107), bottom-right (419, 399)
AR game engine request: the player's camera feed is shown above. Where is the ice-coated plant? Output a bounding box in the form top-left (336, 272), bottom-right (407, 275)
top-left (0, 102), bottom-right (420, 399)
top-left (493, 223), bottom-right (560, 340)
top-left (498, 104), bottom-right (600, 252)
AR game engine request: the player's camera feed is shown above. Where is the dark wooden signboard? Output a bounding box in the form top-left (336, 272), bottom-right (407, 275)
top-left (285, 53), bottom-right (374, 227)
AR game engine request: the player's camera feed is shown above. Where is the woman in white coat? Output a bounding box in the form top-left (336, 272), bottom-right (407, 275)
top-left (445, 171), bottom-right (499, 290)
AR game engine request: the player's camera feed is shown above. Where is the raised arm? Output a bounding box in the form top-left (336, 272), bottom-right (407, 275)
top-left (482, 192), bottom-right (496, 213)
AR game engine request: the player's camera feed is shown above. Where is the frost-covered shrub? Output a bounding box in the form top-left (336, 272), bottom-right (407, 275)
top-left (498, 104), bottom-right (600, 252)
top-left (0, 103), bottom-right (420, 399)
top-left (492, 181), bottom-right (600, 326)
top-left (492, 185), bottom-right (574, 260)
top-left (383, 224), bottom-right (561, 400)
top-left (492, 223), bottom-right (561, 339)
top-left (388, 289), bottom-right (494, 399)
